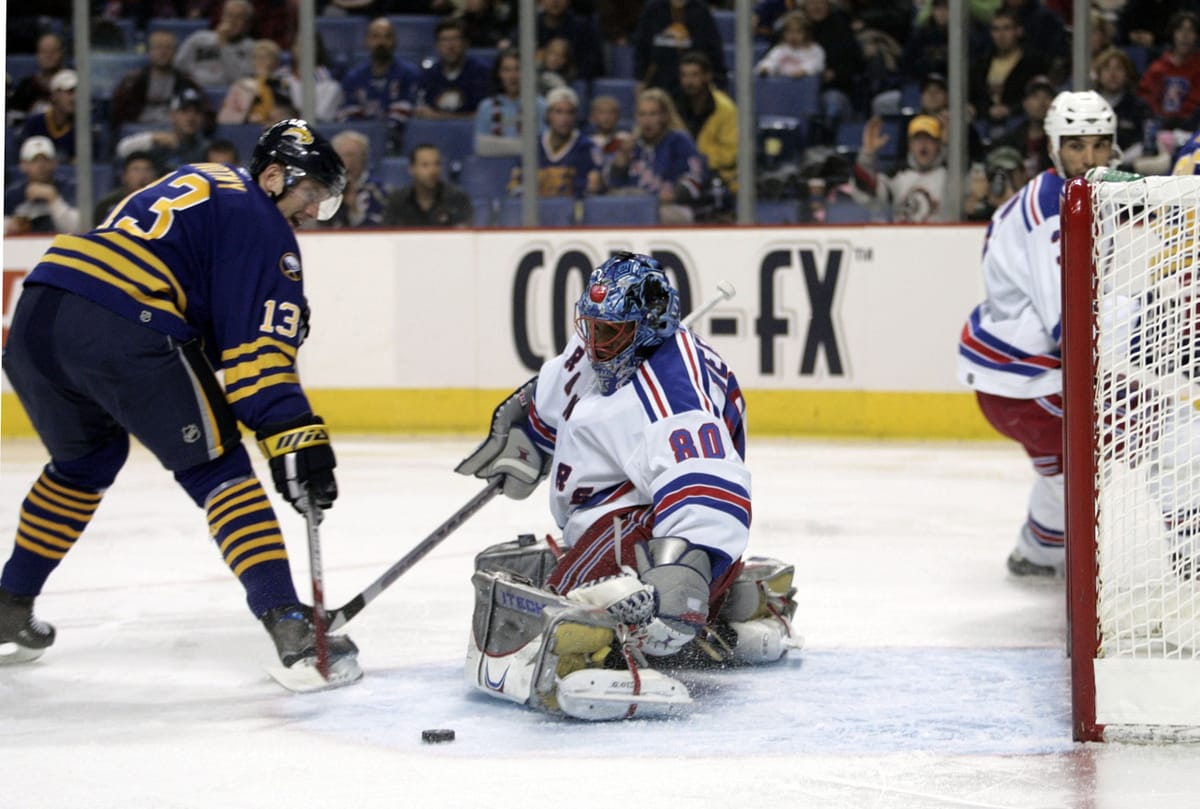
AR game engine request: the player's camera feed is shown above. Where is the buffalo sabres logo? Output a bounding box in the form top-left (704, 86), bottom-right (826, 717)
top-left (282, 123), bottom-right (314, 145)
top-left (279, 252), bottom-right (302, 281)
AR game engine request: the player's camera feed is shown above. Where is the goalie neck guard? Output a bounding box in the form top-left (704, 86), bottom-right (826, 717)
top-left (250, 118), bottom-right (347, 221)
top-left (575, 252), bottom-right (681, 395)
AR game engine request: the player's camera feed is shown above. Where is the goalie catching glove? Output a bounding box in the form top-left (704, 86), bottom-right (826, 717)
top-left (568, 536), bottom-right (713, 657)
top-left (256, 414), bottom-right (337, 514)
top-left (456, 377), bottom-right (550, 500)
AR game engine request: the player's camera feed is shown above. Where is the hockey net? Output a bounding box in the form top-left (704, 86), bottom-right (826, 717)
top-left (1062, 169), bottom-right (1200, 743)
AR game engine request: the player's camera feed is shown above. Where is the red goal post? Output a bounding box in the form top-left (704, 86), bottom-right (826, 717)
top-left (1062, 168), bottom-right (1200, 743)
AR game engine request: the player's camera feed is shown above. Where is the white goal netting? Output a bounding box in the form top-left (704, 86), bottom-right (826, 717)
top-left (1083, 171), bottom-right (1200, 733)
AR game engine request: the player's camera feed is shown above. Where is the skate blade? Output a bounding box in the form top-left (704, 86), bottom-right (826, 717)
top-left (0, 642), bottom-right (46, 666)
top-left (267, 655), bottom-right (363, 693)
top-left (555, 668), bottom-right (692, 720)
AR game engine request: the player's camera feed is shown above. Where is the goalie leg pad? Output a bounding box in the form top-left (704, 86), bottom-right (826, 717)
top-left (714, 556), bottom-right (801, 663)
top-left (465, 570), bottom-right (691, 719)
top-left (474, 533), bottom-right (561, 587)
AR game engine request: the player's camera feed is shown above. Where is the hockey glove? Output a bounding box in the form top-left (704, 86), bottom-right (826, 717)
top-left (256, 414), bottom-right (337, 514)
top-left (455, 377), bottom-right (550, 500)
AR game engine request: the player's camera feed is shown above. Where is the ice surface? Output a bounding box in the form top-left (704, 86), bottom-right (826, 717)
top-left (2, 437), bottom-right (1198, 808)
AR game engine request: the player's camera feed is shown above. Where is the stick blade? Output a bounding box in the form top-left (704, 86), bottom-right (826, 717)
top-left (266, 655), bottom-right (363, 693)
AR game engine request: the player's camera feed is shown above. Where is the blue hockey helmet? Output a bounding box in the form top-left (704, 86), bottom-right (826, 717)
top-left (249, 118), bottom-right (347, 220)
top-left (575, 252), bottom-right (680, 394)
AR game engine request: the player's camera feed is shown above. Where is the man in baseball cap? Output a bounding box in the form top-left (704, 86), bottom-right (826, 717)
top-left (15, 70), bottom-right (78, 162)
top-left (5, 136), bottom-right (78, 235)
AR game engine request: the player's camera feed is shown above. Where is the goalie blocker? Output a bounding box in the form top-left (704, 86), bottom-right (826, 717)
top-left (465, 536), bottom-right (801, 720)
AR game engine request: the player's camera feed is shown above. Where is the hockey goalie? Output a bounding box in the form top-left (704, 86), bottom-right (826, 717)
top-left (455, 252), bottom-right (800, 720)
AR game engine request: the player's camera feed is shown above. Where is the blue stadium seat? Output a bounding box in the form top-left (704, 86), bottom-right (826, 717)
top-left (458, 154), bottom-right (518, 199)
top-left (1122, 44), bottom-right (1149, 74)
top-left (571, 80), bottom-right (591, 123)
top-left (753, 75), bottom-right (820, 119)
top-left (468, 47), bottom-right (498, 70)
top-left (609, 43), bottom-right (634, 79)
top-left (6, 54), bottom-right (38, 82)
top-left (316, 16), bottom-right (367, 60)
top-left (472, 196), bottom-right (496, 226)
top-left (403, 117), bottom-right (475, 164)
top-left (497, 196), bottom-right (576, 227)
top-left (376, 155), bottom-right (410, 191)
top-left (390, 14), bottom-right (441, 59)
top-left (823, 198), bottom-right (874, 224)
top-left (213, 123), bottom-right (266, 167)
top-left (147, 18), bottom-right (209, 44)
top-left (756, 200), bottom-right (800, 225)
top-left (712, 9), bottom-right (736, 44)
top-left (91, 54), bottom-right (149, 96)
top-left (591, 78), bottom-right (639, 120)
top-left (581, 194), bottom-right (658, 226)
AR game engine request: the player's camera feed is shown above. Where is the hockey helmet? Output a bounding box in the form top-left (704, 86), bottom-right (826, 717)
top-left (575, 252), bottom-right (680, 395)
top-left (250, 118), bottom-right (347, 220)
top-left (1044, 91), bottom-right (1117, 176)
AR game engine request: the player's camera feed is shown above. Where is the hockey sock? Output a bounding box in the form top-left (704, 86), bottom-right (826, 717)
top-left (206, 477), bottom-right (299, 616)
top-left (1, 467), bottom-right (102, 597)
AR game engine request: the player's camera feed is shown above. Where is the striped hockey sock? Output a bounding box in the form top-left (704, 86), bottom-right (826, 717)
top-left (206, 478), bottom-right (299, 616)
top-left (1, 468), bottom-right (102, 596)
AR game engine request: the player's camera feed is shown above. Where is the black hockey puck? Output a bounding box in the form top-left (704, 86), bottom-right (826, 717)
top-left (421, 728), bottom-right (455, 743)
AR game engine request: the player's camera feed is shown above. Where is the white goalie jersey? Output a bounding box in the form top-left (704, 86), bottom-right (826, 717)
top-left (527, 329), bottom-right (751, 577)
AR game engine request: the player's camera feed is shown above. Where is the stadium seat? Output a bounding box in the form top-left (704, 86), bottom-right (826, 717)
top-left (581, 194), bottom-right (658, 226)
top-left (753, 75), bottom-right (820, 119)
top-left (472, 196), bottom-right (496, 226)
top-left (609, 43), bottom-right (634, 79)
top-left (1122, 44), bottom-right (1149, 74)
top-left (712, 9), bottom-right (736, 44)
top-left (376, 155), bottom-right (410, 191)
top-left (497, 196), bottom-right (576, 227)
top-left (458, 154), bottom-right (518, 200)
top-left (6, 54), bottom-right (38, 82)
top-left (316, 16), bottom-right (367, 61)
top-left (91, 54), bottom-right (149, 96)
top-left (403, 117), bottom-right (475, 164)
top-left (755, 200), bottom-right (801, 225)
top-left (823, 198), bottom-right (875, 224)
top-left (390, 14), bottom-right (441, 60)
top-left (468, 47), bottom-right (498, 70)
top-left (213, 123), bottom-right (266, 167)
top-left (591, 78), bottom-right (639, 120)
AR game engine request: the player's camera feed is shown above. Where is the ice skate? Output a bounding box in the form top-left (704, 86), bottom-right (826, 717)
top-left (0, 588), bottom-right (55, 665)
top-left (1006, 524), bottom-right (1064, 578)
top-left (262, 604), bottom-right (362, 692)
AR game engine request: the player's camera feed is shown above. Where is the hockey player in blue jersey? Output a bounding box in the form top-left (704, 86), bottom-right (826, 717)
top-left (0, 119), bottom-right (361, 688)
top-left (456, 253), bottom-right (799, 719)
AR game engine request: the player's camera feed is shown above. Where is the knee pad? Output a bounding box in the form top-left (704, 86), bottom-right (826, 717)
top-left (174, 443), bottom-right (254, 507)
top-left (49, 431), bottom-right (130, 491)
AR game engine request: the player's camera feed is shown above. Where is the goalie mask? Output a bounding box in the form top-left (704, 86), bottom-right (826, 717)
top-left (250, 119), bottom-right (347, 220)
top-left (575, 252), bottom-right (680, 395)
top-left (1044, 91), bottom-right (1117, 177)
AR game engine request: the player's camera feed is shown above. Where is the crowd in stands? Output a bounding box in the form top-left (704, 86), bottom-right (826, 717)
top-left (7, 0), bottom-right (1200, 233)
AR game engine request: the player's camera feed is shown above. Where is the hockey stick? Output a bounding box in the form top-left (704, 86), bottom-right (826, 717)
top-left (324, 280), bottom-right (738, 631)
top-left (325, 480), bottom-right (502, 631)
top-left (302, 492), bottom-right (332, 680)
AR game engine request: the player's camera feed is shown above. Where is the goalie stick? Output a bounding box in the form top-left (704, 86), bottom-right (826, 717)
top-left (324, 280), bottom-right (738, 631)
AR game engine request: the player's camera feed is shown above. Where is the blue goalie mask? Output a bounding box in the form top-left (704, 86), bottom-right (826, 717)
top-left (575, 253), bottom-right (681, 394)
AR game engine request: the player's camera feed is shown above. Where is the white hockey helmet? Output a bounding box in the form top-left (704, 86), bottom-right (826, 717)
top-left (1044, 90), bottom-right (1117, 175)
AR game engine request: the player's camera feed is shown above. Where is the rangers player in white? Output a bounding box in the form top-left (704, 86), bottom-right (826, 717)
top-left (957, 91), bottom-right (1117, 577)
top-left (455, 253), bottom-right (799, 719)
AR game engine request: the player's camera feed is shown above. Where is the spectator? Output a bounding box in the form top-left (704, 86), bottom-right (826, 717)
top-left (8, 32), bottom-right (68, 127)
top-left (115, 88), bottom-right (212, 174)
top-left (586, 94), bottom-right (633, 177)
top-left (218, 39), bottom-right (295, 124)
top-left (239, 0), bottom-right (298, 51)
top-left (538, 0), bottom-right (603, 81)
top-left (853, 114), bottom-right (949, 223)
top-left (457, 0), bottom-right (516, 49)
top-left (917, 71), bottom-right (987, 164)
top-left (1002, 0), bottom-right (1069, 84)
top-left (968, 7), bottom-right (1049, 141)
top-left (281, 33), bottom-right (344, 123)
top-left (206, 138), bottom-right (240, 165)
top-left (509, 86), bottom-right (600, 199)
top-left (675, 51), bottom-right (738, 193)
top-left (1119, 0), bottom-right (1182, 50)
top-left (901, 0), bottom-right (954, 80)
top-left (93, 151), bottom-right (159, 225)
top-left (995, 75), bottom-right (1058, 177)
top-left (755, 11), bottom-right (826, 79)
top-left (415, 18), bottom-right (492, 119)
top-left (801, 0), bottom-right (867, 140)
top-left (632, 0), bottom-right (727, 94)
top-left (325, 130), bottom-right (388, 228)
top-left (475, 48), bottom-right (548, 157)
top-left (964, 144), bottom-right (1028, 222)
top-left (18, 69), bottom-right (78, 163)
top-left (844, 0), bottom-right (915, 46)
top-left (382, 144), bottom-right (474, 227)
top-left (174, 0), bottom-right (256, 87)
top-left (338, 17), bottom-right (421, 153)
top-left (111, 30), bottom-right (209, 131)
top-left (1093, 47), bottom-right (1151, 168)
top-left (598, 0), bottom-right (646, 45)
top-left (4, 136), bottom-right (78, 235)
top-left (538, 36), bottom-right (576, 94)
top-left (1138, 11), bottom-right (1200, 131)
top-left (606, 88), bottom-right (706, 225)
